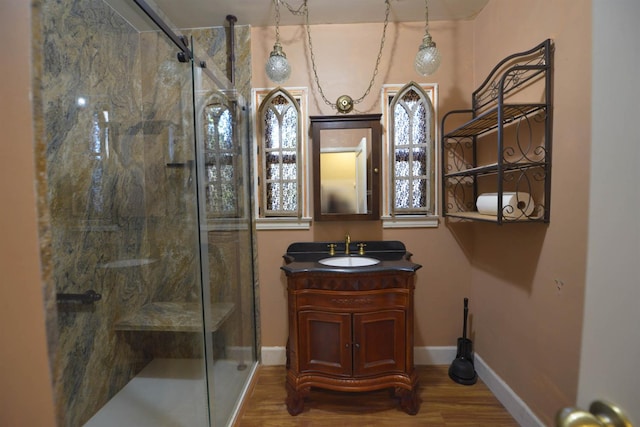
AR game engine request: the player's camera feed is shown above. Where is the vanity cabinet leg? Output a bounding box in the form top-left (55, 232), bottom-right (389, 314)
top-left (285, 382), bottom-right (307, 416)
top-left (398, 385), bottom-right (420, 415)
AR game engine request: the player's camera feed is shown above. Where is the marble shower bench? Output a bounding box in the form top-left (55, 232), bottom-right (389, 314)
top-left (115, 302), bottom-right (235, 333)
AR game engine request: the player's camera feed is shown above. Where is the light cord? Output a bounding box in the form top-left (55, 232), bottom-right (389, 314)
top-left (424, 0), bottom-right (429, 34)
top-left (275, 0), bottom-right (281, 42)
top-left (281, 0), bottom-right (391, 110)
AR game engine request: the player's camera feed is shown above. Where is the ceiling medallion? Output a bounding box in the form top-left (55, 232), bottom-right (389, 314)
top-left (336, 95), bottom-right (354, 114)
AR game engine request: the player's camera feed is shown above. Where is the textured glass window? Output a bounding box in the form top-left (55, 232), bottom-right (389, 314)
top-left (390, 84), bottom-right (434, 215)
top-left (204, 98), bottom-right (238, 217)
top-left (260, 92), bottom-right (300, 216)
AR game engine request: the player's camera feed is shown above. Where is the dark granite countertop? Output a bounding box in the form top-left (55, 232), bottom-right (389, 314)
top-left (281, 241), bottom-right (422, 274)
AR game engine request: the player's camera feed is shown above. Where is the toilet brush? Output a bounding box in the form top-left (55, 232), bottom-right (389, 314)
top-left (448, 297), bottom-right (477, 385)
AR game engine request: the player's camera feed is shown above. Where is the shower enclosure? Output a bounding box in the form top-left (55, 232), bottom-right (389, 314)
top-left (32, 0), bottom-right (257, 425)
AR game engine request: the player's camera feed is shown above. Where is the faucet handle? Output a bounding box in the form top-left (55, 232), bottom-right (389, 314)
top-left (357, 243), bottom-right (367, 255)
top-left (327, 243), bottom-right (336, 256)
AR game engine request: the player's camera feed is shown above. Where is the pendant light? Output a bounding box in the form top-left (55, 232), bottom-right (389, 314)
top-left (265, 0), bottom-right (291, 84)
top-left (414, 0), bottom-right (441, 76)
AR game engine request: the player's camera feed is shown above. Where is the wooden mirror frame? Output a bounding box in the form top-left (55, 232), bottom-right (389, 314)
top-left (311, 114), bottom-right (381, 221)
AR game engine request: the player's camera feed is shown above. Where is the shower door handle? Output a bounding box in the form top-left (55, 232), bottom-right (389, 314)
top-left (56, 290), bottom-right (102, 304)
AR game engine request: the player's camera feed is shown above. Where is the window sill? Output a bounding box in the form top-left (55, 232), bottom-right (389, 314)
top-left (256, 217), bottom-right (312, 230)
top-left (381, 215), bottom-right (440, 229)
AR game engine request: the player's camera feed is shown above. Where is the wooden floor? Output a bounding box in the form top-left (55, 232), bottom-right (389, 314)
top-left (234, 365), bottom-right (518, 427)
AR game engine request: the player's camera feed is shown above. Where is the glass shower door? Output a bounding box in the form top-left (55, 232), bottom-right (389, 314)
top-left (192, 53), bottom-right (258, 426)
top-left (38, 0), bottom-right (212, 425)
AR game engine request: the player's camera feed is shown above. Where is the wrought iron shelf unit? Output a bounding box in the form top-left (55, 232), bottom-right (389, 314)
top-left (443, 161), bottom-right (547, 178)
top-left (443, 104), bottom-right (547, 138)
top-left (441, 39), bottom-right (554, 224)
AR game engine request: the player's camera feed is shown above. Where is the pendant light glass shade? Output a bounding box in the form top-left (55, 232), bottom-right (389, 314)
top-left (414, 33), bottom-right (441, 76)
top-left (265, 0), bottom-right (290, 84)
top-left (415, 0), bottom-right (441, 76)
top-left (266, 42), bottom-right (291, 84)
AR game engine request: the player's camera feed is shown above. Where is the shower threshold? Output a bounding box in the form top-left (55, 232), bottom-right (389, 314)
top-left (84, 357), bottom-right (252, 427)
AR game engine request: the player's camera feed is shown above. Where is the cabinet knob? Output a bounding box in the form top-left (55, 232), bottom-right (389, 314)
top-left (354, 343), bottom-right (360, 349)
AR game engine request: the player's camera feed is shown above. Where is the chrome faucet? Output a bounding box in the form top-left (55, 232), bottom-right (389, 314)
top-left (344, 233), bottom-right (351, 255)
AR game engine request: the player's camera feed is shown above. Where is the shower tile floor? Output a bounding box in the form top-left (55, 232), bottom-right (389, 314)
top-left (85, 358), bottom-right (252, 427)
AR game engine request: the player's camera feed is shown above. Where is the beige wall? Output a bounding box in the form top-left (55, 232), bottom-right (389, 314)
top-left (0, 1), bottom-right (56, 426)
top-left (252, 1), bottom-right (591, 424)
top-left (252, 20), bottom-right (477, 348)
top-left (471, 1), bottom-right (591, 424)
top-left (253, 20), bottom-right (475, 117)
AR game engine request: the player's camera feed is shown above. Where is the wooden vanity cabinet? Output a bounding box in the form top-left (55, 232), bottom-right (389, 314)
top-left (298, 306), bottom-right (406, 377)
top-left (285, 270), bottom-right (419, 415)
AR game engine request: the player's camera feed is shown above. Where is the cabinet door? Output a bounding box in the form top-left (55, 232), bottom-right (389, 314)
top-left (353, 310), bottom-right (406, 377)
top-left (298, 310), bottom-right (352, 376)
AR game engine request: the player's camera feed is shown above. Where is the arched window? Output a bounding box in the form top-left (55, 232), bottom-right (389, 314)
top-left (387, 82), bottom-right (437, 219)
top-left (256, 88), bottom-right (306, 220)
top-left (203, 92), bottom-right (238, 218)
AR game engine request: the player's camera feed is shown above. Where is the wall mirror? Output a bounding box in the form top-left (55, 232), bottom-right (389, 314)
top-left (311, 114), bottom-right (381, 221)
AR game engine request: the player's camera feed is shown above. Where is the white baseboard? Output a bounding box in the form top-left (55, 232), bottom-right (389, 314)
top-left (474, 354), bottom-right (544, 427)
top-left (261, 346), bottom-right (287, 366)
top-left (413, 345), bottom-right (457, 365)
top-left (261, 346), bottom-right (543, 426)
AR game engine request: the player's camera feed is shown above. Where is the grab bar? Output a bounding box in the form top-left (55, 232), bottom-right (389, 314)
top-left (56, 290), bottom-right (102, 304)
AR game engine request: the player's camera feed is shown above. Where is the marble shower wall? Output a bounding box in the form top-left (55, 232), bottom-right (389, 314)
top-left (37, 0), bottom-right (204, 425)
top-left (188, 25), bottom-right (252, 102)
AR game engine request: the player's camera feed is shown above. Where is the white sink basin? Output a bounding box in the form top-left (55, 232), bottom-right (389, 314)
top-left (318, 256), bottom-right (380, 267)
